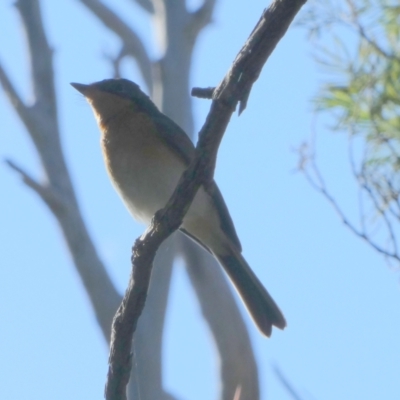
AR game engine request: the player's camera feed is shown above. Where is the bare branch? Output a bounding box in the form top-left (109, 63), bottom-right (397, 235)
top-left (128, 0), bottom-right (154, 14)
top-left (16, 0), bottom-right (57, 117)
top-left (215, 1), bottom-right (306, 114)
top-left (348, 139), bottom-right (396, 252)
top-left (298, 139), bottom-right (400, 264)
top-left (156, 1), bottom-right (261, 397)
top-left (191, 86), bottom-right (215, 99)
top-left (77, 0), bottom-right (153, 92)
top-left (5, 159), bottom-right (64, 214)
top-left (273, 365), bottom-right (307, 400)
top-left (187, 0), bottom-right (217, 41)
top-left (102, 45), bottom-right (130, 78)
top-left (346, 0), bottom-right (397, 61)
top-left (181, 236), bottom-right (260, 400)
top-left (105, 1), bottom-right (307, 398)
top-left (6, 0), bottom-right (122, 343)
top-left (0, 63), bottom-right (33, 128)
top-left (359, 169), bottom-right (399, 256)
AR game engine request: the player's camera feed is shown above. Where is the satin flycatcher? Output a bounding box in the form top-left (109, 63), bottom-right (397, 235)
top-left (71, 79), bottom-right (286, 336)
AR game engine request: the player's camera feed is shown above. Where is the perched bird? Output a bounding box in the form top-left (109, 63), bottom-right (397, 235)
top-left (71, 78), bottom-right (286, 336)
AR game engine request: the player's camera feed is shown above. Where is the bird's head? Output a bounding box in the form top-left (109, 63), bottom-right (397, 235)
top-left (71, 79), bottom-right (157, 128)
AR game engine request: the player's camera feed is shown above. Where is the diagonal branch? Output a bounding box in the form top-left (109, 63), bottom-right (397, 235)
top-left (150, 1), bottom-right (259, 398)
top-left (0, 63), bottom-right (33, 131)
top-left (298, 140), bottom-right (400, 264)
top-left (77, 0), bottom-right (153, 92)
top-left (186, 0), bottom-right (217, 42)
top-left (215, 0), bottom-right (306, 114)
top-left (346, 0), bottom-right (397, 61)
top-left (104, 1), bottom-right (307, 398)
top-left (6, 0), bottom-right (122, 343)
top-left (5, 159), bottom-right (64, 214)
top-left (347, 139), bottom-right (400, 257)
top-left (128, 0), bottom-right (154, 14)
top-left (273, 366), bottom-right (307, 400)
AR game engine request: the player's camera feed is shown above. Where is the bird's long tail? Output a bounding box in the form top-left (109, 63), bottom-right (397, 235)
top-left (215, 246), bottom-right (286, 337)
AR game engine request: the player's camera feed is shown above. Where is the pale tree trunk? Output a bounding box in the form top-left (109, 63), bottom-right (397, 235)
top-left (1, 0), bottom-right (260, 399)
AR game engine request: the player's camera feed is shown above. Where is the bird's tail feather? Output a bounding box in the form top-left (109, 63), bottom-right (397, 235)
top-left (216, 246), bottom-right (286, 337)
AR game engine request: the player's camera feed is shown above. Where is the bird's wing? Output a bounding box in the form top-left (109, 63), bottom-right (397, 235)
top-left (206, 182), bottom-right (242, 251)
top-left (152, 112), bottom-right (195, 165)
top-left (153, 111), bottom-right (242, 252)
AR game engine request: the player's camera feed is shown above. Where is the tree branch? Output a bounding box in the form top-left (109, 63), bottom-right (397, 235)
top-left (6, 0), bottom-right (122, 343)
top-left (128, 0), bottom-right (154, 14)
top-left (77, 0), bottom-right (153, 92)
top-left (273, 365), bottom-right (307, 400)
top-left (180, 236), bottom-right (260, 400)
top-left (346, 0), bottom-right (397, 61)
top-left (186, 0), bottom-right (217, 42)
top-left (105, 1), bottom-right (307, 398)
top-left (0, 63), bottom-right (33, 129)
top-left (298, 139), bottom-right (400, 264)
top-left (159, 2), bottom-right (261, 394)
top-left (16, 0), bottom-right (57, 118)
top-left (191, 86), bottom-right (215, 99)
top-left (214, 0), bottom-right (306, 114)
top-left (5, 159), bottom-right (64, 214)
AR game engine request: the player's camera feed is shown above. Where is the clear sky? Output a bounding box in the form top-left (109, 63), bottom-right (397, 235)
top-left (1, 1), bottom-right (399, 399)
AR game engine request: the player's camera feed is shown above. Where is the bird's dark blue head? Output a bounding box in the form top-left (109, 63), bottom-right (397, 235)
top-left (93, 79), bottom-right (152, 104)
top-left (71, 78), bottom-right (158, 115)
top-left (93, 78), bottom-right (141, 97)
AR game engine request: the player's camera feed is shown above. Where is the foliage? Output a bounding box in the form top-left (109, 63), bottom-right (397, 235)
top-left (299, 0), bottom-right (400, 265)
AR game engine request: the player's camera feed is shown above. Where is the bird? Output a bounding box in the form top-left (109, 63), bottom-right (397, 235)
top-left (71, 78), bottom-right (286, 337)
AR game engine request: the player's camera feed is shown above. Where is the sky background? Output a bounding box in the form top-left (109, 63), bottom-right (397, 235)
top-left (1, 1), bottom-right (400, 399)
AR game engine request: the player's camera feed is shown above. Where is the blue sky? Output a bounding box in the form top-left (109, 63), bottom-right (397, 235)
top-left (1, 1), bottom-right (399, 399)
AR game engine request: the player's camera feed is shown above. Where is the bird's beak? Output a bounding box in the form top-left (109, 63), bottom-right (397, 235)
top-left (70, 82), bottom-right (90, 95)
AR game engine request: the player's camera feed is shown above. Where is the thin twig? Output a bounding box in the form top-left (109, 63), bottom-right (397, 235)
top-left (191, 86), bottom-right (215, 99)
top-left (300, 137), bottom-right (400, 263)
top-left (346, 0), bottom-right (397, 60)
top-left (5, 159), bottom-right (64, 213)
top-left (273, 365), bottom-right (306, 400)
